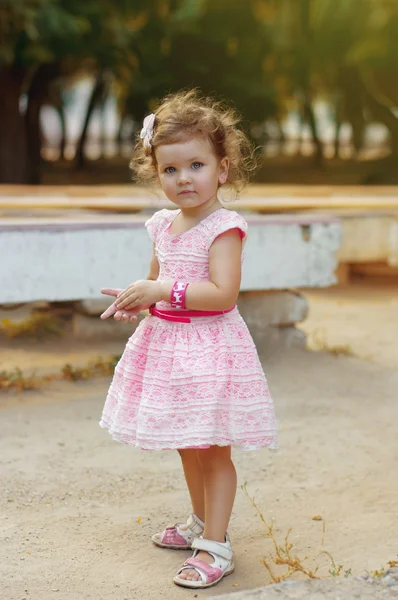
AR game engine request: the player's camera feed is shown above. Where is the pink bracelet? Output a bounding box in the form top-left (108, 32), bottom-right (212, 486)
top-left (170, 281), bottom-right (189, 309)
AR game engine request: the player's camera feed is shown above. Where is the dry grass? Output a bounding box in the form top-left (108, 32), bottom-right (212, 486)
top-left (242, 483), bottom-right (350, 583)
top-left (243, 484), bottom-right (398, 584)
top-left (0, 355), bottom-right (121, 393)
top-left (307, 328), bottom-right (355, 357)
top-left (0, 368), bottom-right (41, 392)
top-left (60, 356), bottom-right (120, 382)
top-left (369, 561), bottom-right (398, 578)
top-left (0, 313), bottom-right (64, 340)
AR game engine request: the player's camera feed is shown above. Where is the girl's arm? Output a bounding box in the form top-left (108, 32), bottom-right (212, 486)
top-left (147, 243), bottom-right (160, 281)
top-left (116, 230), bottom-right (242, 312)
top-left (164, 230), bottom-right (241, 310)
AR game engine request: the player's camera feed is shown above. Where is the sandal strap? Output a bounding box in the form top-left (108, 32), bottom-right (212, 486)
top-left (187, 514), bottom-right (204, 536)
top-left (179, 557), bottom-right (223, 583)
top-left (191, 537), bottom-right (233, 560)
top-left (161, 527), bottom-right (190, 546)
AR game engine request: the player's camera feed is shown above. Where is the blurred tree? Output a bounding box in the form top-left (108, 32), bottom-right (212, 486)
top-left (0, 0), bottom-right (45, 182)
top-left (0, 0), bottom-right (139, 182)
top-left (1, 0), bottom-right (398, 184)
top-left (119, 0), bottom-right (277, 144)
top-left (263, 0), bottom-right (398, 160)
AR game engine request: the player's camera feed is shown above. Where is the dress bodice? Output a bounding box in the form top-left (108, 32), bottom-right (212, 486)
top-left (145, 208), bottom-right (248, 310)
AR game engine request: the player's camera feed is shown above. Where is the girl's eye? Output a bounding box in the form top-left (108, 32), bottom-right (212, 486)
top-left (191, 162), bottom-right (203, 170)
top-left (164, 166), bottom-right (176, 173)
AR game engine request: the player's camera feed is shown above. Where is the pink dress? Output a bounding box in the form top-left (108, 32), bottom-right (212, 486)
top-left (99, 208), bottom-right (277, 451)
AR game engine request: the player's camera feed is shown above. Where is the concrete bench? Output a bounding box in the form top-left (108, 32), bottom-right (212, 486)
top-left (0, 211), bottom-right (341, 350)
top-left (0, 212), bottom-right (341, 302)
top-left (2, 183), bottom-right (397, 281)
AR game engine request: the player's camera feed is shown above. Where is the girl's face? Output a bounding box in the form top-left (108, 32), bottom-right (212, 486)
top-left (155, 136), bottom-right (229, 210)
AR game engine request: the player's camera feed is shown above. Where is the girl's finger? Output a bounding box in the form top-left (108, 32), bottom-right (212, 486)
top-left (124, 300), bottom-right (140, 310)
top-left (118, 296), bottom-right (137, 309)
top-left (114, 310), bottom-right (123, 321)
top-left (116, 288), bottom-right (132, 301)
top-left (129, 315), bottom-right (137, 323)
top-left (115, 295), bottom-right (128, 306)
top-left (101, 288), bottom-right (124, 297)
top-left (100, 301), bottom-right (118, 320)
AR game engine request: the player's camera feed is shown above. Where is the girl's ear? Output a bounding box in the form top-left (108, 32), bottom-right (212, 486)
top-left (219, 157), bottom-right (229, 184)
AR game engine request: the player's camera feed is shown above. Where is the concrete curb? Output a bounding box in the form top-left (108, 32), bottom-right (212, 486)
top-left (209, 568), bottom-right (398, 600)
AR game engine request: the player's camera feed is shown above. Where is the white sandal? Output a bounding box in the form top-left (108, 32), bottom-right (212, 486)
top-left (173, 535), bottom-right (234, 589)
top-left (151, 514), bottom-right (204, 550)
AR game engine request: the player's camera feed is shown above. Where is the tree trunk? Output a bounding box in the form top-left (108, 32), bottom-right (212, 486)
top-left (25, 63), bottom-right (60, 184)
top-left (303, 94), bottom-right (323, 166)
top-left (299, 0), bottom-right (323, 166)
top-left (0, 67), bottom-right (28, 183)
top-left (55, 104), bottom-right (66, 160)
top-left (116, 115), bottom-right (125, 156)
top-left (75, 71), bottom-right (107, 169)
top-left (365, 89), bottom-right (398, 155)
top-left (333, 95), bottom-right (342, 159)
top-left (100, 98), bottom-right (107, 158)
top-left (340, 67), bottom-right (365, 156)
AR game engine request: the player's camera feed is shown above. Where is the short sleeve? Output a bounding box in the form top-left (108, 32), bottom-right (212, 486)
top-left (145, 209), bottom-right (169, 243)
top-left (206, 210), bottom-right (248, 250)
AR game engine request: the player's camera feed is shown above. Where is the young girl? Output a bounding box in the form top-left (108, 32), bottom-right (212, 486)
top-left (99, 90), bottom-right (277, 590)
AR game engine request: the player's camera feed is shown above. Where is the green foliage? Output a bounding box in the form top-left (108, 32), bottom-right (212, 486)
top-left (0, 0), bottom-right (140, 68)
top-left (121, 0), bottom-right (277, 126)
top-left (2, 0), bottom-right (398, 183)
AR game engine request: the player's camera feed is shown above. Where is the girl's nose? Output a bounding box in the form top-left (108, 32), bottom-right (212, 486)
top-left (177, 170), bottom-right (191, 185)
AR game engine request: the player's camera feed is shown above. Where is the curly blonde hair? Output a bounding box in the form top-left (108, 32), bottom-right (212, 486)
top-left (130, 89), bottom-right (256, 192)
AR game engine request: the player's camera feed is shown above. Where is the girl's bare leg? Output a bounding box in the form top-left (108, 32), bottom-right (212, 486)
top-left (153, 449), bottom-right (205, 544)
top-left (178, 446), bottom-right (237, 582)
top-left (177, 449), bottom-right (205, 523)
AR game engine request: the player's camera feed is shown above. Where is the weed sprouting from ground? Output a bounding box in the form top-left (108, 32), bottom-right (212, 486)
top-left (61, 356), bottom-right (120, 381)
top-left (0, 368), bottom-right (40, 392)
top-left (0, 355), bottom-right (121, 393)
top-left (307, 328), bottom-right (355, 357)
top-left (243, 484), bottom-right (397, 584)
top-left (242, 483), bottom-right (349, 583)
top-left (0, 314), bottom-right (64, 339)
top-left (368, 560), bottom-right (398, 578)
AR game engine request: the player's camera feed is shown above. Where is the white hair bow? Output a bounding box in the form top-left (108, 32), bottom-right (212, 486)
top-left (140, 113), bottom-right (156, 151)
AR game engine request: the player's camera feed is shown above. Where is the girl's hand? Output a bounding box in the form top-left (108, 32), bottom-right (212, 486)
top-left (100, 287), bottom-right (142, 322)
top-left (100, 288), bottom-right (123, 319)
top-left (115, 280), bottom-right (162, 310)
top-left (113, 307), bottom-right (141, 323)
top-left (100, 288), bottom-right (153, 322)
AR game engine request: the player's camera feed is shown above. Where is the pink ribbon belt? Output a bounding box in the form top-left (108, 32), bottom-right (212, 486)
top-left (149, 305), bottom-right (235, 323)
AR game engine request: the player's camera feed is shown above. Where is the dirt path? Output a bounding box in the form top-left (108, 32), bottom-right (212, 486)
top-left (1, 284), bottom-right (397, 600)
top-left (300, 282), bottom-right (398, 368)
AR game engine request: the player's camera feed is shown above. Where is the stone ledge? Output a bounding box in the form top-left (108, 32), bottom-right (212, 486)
top-left (238, 291), bottom-right (308, 328)
top-left (209, 568), bottom-right (398, 600)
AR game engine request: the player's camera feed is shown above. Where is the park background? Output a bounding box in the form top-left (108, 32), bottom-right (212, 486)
top-left (2, 0), bottom-right (398, 185)
top-left (1, 2), bottom-right (398, 600)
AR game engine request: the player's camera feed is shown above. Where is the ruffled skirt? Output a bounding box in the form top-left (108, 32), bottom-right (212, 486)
top-left (99, 308), bottom-right (277, 451)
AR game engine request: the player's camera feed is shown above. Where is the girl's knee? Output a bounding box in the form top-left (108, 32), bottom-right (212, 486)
top-left (197, 446), bottom-right (232, 471)
top-left (178, 448), bottom-right (198, 462)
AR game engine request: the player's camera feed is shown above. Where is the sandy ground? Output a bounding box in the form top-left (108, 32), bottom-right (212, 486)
top-left (1, 283), bottom-right (398, 600)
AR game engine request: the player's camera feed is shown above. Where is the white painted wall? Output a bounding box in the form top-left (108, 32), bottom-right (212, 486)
top-left (0, 215), bottom-right (342, 303)
top-left (336, 214), bottom-right (398, 264)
